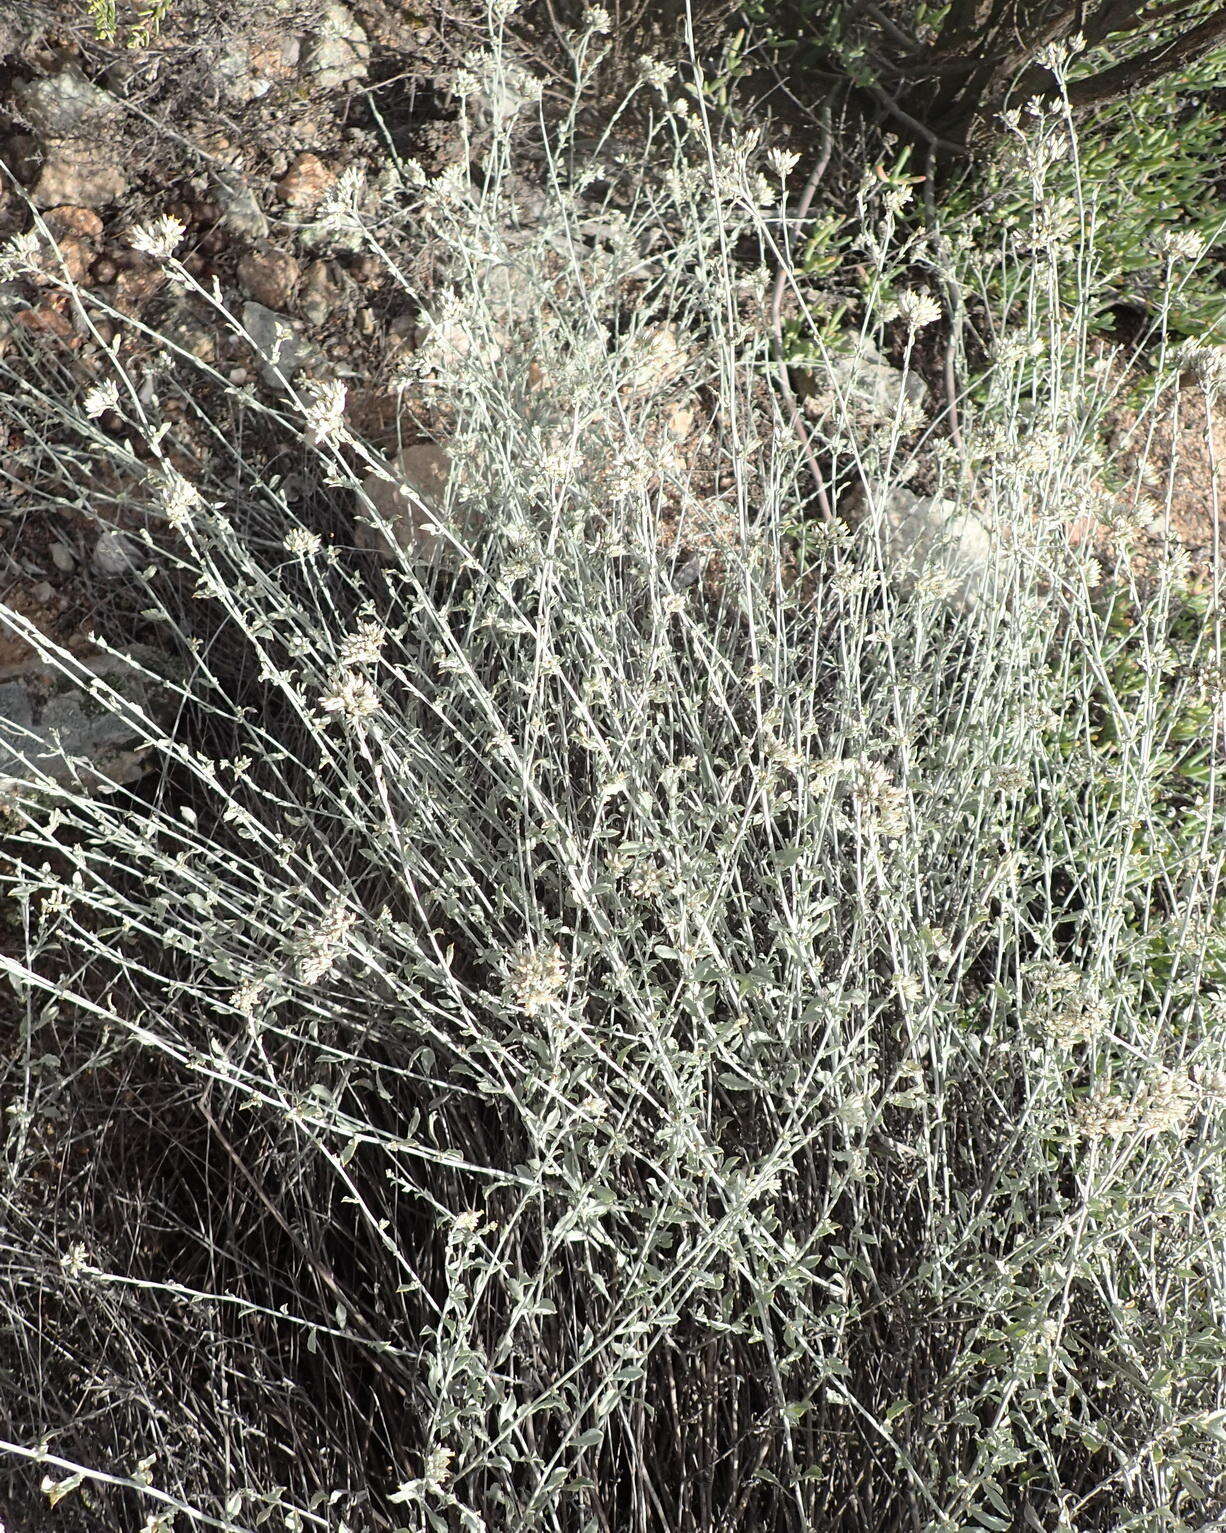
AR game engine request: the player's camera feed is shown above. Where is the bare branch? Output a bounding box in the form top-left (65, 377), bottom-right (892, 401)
top-left (1064, 5), bottom-right (1226, 103)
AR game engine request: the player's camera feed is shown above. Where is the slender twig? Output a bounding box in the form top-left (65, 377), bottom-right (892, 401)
top-left (1065, 6), bottom-right (1226, 104)
top-left (923, 145), bottom-right (965, 462)
top-left (770, 111), bottom-right (836, 524)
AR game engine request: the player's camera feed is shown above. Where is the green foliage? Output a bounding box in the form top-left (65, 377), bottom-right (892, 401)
top-left (946, 43), bottom-right (1226, 347)
top-left (82, 0), bottom-right (117, 40)
top-left (1058, 578), bottom-right (1226, 993)
top-left (82, 0), bottom-right (174, 46)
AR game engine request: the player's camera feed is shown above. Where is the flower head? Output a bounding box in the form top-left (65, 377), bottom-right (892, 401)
top-left (83, 379), bottom-right (121, 419)
top-left (127, 215), bottom-right (186, 261)
top-left (319, 669), bottom-right (380, 724)
top-left (293, 895), bottom-right (357, 984)
top-left (284, 527), bottom-right (322, 557)
top-left (507, 941), bottom-right (568, 1017)
top-left (301, 378), bottom-right (348, 445)
top-left (897, 289), bottom-right (942, 331)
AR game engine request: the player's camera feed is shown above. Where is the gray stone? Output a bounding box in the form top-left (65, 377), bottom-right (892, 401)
top-left (355, 444), bottom-right (471, 564)
top-left (803, 338), bottom-right (927, 428)
top-left (242, 302), bottom-right (319, 383)
top-left (93, 530), bottom-right (141, 576)
top-left (12, 68), bottom-right (119, 138)
top-left (302, 1), bottom-right (370, 89)
top-left (214, 170), bottom-right (270, 240)
top-left (162, 309), bottom-right (217, 364)
top-left (0, 648), bottom-right (176, 796)
top-left (298, 259), bottom-right (340, 326)
top-left (217, 40), bottom-right (272, 102)
top-left (848, 484), bottom-right (995, 611)
top-left (0, 682), bottom-right (34, 734)
top-left (216, 33), bottom-right (303, 104)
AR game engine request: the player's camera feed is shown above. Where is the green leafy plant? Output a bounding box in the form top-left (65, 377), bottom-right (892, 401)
top-left (944, 43), bottom-right (1226, 348)
top-left (82, 0), bottom-right (175, 46)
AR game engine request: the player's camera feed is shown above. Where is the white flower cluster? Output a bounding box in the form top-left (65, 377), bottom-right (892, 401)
top-left (637, 56), bottom-right (676, 95)
top-left (127, 215), bottom-right (186, 261)
top-left (338, 617), bottom-right (386, 668)
top-left (155, 462), bottom-right (203, 532)
top-left (896, 289), bottom-right (942, 331)
top-left (319, 668), bottom-right (380, 724)
top-left (507, 941), bottom-right (569, 1018)
top-left (301, 378), bottom-right (348, 445)
top-left (83, 379), bottom-right (121, 419)
top-left (284, 527), bottom-right (323, 557)
top-left (1075, 1069), bottom-right (1199, 1140)
top-left (1175, 343), bottom-right (1226, 400)
top-left (1024, 960), bottom-right (1110, 1046)
top-left (231, 973), bottom-right (270, 1018)
top-left (293, 896), bottom-right (358, 985)
top-left (1149, 227), bottom-right (1207, 264)
top-left (0, 228), bottom-right (44, 279)
top-left (850, 758), bottom-right (908, 839)
top-left (766, 147), bottom-right (800, 180)
top-left (317, 165), bottom-right (368, 237)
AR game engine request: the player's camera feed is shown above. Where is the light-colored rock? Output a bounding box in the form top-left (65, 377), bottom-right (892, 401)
top-left (12, 68), bottom-right (119, 138)
top-left (217, 39), bottom-right (273, 102)
top-left (665, 400), bottom-right (696, 441)
top-left (355, 444), bottom-right (471, 564)
top-left (238, 245), bottom-right (301, 310)
top-left (32, 146), bottom-right (128, 210)
top-left (217, 33), bottom-right (302, 103)
top-left (277, 153), bottom-right (336, 210)
top-left (465, 61), bottom-right (542, 132)
top-left (242, 302), bottom-right (319, 382)
top-left (853, 484), bottom-right (995, 610)
top-left (298, 259), bottom-right (340, 326)
top-left (302, 2), bottom-right (370, 89)
top-left (93, 529), bottom-right (141, 576)
top-left (0, 648), bottom-right (175, 796)
top-left (214, 170), bottom-right (270, 240)
top-left (803, 338), bottom-right (927, 427)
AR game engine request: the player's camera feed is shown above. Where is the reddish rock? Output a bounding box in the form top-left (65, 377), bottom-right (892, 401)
top-left (277, 153), bottom-right (336, 210)
top-left (32, 146), bottom-right (128, 210)
top-left (237, 245), bottom-right (302, 310)
top-left (111, 267), bottom-right (166, 315)
top-left (39, 205), bottom-right (104, 284)
top-left (14, 304), bottom-right (76, 342)
top-left (44, 206), bottom-right (105, 241)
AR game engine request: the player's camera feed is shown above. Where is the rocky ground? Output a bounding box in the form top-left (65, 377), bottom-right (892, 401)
top-left (0, 0), bottom-right (589, 610)
top-left (0, 0), bottom-right (512, 781)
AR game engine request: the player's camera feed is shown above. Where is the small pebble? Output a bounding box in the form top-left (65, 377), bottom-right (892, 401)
top-left (50, 541), bottom-right (76, 572)
top-left (93, 530), bottom-right (139, 576)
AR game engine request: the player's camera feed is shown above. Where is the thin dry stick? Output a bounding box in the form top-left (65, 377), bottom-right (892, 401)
top-left (771, 111), bottom-right (835, 525)
top-left (923, 144), bottom-right (966, 463)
